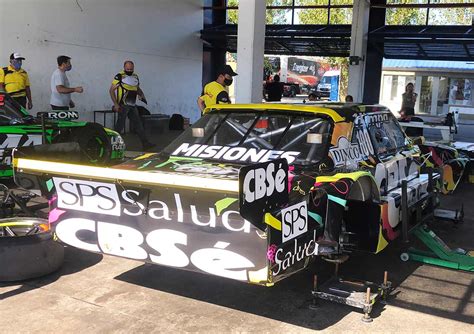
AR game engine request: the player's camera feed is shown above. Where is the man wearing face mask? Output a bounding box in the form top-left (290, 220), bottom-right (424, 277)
top-left (0, 53), bottom-right (33, 109)
top-left (50, 55), bottom-right (83, 111)
top-left (109, 60), bottom-right (154, 150)
top-left (197, 65), bottom-right (237, 112)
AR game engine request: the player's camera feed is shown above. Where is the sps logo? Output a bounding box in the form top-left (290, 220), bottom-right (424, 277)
top-left (53, 177), bottom-right (121, 216)
top-left (281, 201), bottom-right (307, 243)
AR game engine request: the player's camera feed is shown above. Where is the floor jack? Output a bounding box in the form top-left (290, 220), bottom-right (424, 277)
top-left (399, 176), bottom-right (474, 272)
top-left (310, 255), bottom-right (392, 322)
top-left (401, 223), bottom-right (474, 272)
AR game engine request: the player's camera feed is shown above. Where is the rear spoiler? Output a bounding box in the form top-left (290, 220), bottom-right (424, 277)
top-left (13, 143), bottom-right (239, 193)
top-left (13, 144), bottom-right (289, 230)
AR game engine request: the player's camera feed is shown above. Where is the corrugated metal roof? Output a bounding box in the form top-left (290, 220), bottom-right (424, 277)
top-left (383, 59), bottom-right (474, 71)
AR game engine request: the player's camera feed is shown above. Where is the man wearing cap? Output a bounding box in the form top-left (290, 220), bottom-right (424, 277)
top-left (197, 64), bottom-right (237, 112)
top-left (0, 53), bottom-right (32, 109)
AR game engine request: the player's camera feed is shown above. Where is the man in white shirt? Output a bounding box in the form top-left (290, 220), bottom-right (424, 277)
top-left (50, 55), bottom-right (83, 110)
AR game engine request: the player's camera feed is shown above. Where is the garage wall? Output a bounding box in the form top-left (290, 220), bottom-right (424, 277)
top-left (0, 0), bottom-right (203, 122)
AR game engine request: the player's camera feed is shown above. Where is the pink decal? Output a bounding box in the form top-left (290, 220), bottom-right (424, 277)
top-left (330, 180), bottom-right (349, 195)
top-left (429, 147), bottom-right (443, 166)
top-left (288, 166), bottom-right (295, 193)
top-left (314, 182), bottom-right (323, 187)
top-left (49, 208), bottom-right (66, 224)
top-left (267, 244), bottom-right (278, 263)
top-left (48, 195), bottom-right (57, 206)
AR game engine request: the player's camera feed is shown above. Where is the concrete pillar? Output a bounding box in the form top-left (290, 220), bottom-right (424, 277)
top-left (431, 76), bottom-right (440, 115)
top-left (363, 0), bottom-right (387, 104)
top-left (414, 76), bottom-right (422, 113)
top-left (235, 0), bottom-right (266, 103)
top-left (347, 0), bottom-right (370, 103)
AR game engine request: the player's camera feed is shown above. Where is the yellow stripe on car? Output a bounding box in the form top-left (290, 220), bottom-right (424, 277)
top-left (14, 158), bottom-right (239, 193)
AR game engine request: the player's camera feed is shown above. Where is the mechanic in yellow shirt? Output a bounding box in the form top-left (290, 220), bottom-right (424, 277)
top-left (0, 53), bottom-right (32, 109)
top-left (197, 65), bottom-right (237, 112)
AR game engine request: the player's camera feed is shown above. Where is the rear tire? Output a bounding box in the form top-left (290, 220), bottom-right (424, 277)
top-left (0, 218), bottom-right (64, 282)
top-left (56, 123), bottom-right (111, 165)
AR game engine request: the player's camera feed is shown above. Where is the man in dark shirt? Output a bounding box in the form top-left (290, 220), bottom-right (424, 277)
top-left (264, 74), bottom-right (284, 102)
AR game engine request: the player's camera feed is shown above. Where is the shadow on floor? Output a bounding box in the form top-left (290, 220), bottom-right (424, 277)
top-left (0, 246), bottom-right (103, 300)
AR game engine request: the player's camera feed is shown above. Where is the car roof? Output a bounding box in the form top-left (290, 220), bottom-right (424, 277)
top-left (203, 103), bottom-right (391, 123)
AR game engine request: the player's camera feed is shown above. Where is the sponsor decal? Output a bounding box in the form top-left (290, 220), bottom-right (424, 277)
top-left (272, 230), bottom-right (318, 276)
top-left (38, 111), bottom-right (79, 120)
top-left (281, 201), bottom-right (308, 243)
top-left (0, 134), bottom-right (41, 152)
top-left (329, 137), bottom-right (363, 167)
top-left (54, 177), bottom-right (121, 216)
top-left (354, 128), bottom-right (375, 156)
top-left (239, 159), bottom-right (289, 229)
top-left (52, 177), bottom-right (251, 234)
top-left (363, 113), bottom-right (390, 128)
top-left (172, 143), bottom-right (300, 164)
top-left (111, 136), bottom-right (125, 151)
top-left (55, 219), bottom-right (256, 281)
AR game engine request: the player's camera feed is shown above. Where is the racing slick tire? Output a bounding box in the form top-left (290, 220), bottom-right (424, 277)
top-left (0, 218), bottom-right (64, 282)
top-left (72, 123), bottom-right (111, 165)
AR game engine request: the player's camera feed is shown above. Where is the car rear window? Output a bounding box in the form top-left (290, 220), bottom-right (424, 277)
top-left (164, 110), bottom-right (331, 165)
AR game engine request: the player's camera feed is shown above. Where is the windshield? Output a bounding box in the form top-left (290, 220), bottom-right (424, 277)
top-left (364, 112), bottom-right (409, 157)
top-left (320, 76), bottom-right (331, 85)
top-left (164, 110), bottom-right (331, 166)
top-left (0, 93), bottom-right (29, 125)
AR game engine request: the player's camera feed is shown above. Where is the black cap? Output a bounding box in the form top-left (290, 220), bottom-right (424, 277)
top-left (10, 52), bottom-right (25, 61)
top-left (219, 64), bottom-right (238, 76)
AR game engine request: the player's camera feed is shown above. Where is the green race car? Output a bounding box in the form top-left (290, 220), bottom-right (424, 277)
top-left (0, 92), bottom-right (125, 177)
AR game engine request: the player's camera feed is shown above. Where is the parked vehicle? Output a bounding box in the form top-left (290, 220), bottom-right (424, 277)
top-left (314, 70), bottom-right (340, 101)
top-left (266, 56), bottom-right (330, 97)
top-left (14, 103), bottom-right (453, 286)
top-left (0, 92), bottom-right (125, 177)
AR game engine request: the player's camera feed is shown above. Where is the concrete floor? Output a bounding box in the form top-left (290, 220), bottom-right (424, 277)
top-left (1, 183), bottom-right (473, 332)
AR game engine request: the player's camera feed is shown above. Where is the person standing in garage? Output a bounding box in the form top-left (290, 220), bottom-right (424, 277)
top-left (264, 74), bottom-right (284, 102)
top-left (401, 82), bottom-right (417, 117)
top-left (197, 65), bottom-right (237, 112)
top-left (0, 53), bottom-right (33, 109)
top-left (50, 55), bottom-right (83, 110)
top-left (109, 60), bottom-right (154, 151)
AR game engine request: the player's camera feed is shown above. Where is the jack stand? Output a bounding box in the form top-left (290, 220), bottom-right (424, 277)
top-left (311, 259), bottom-right (392, 322)
top-left (434, 204), bottom-right (464, 224)
top-left (401, 224), bottom-right (474, 271)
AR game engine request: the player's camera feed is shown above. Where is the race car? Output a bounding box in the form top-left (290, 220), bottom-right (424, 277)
top-left (13, 103), bottom-right (437, 286)
top-left (0, 92), bottom-right (125, 177)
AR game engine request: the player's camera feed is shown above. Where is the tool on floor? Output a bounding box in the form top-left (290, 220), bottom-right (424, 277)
top-left (310, 254), bottom-right (392, 322)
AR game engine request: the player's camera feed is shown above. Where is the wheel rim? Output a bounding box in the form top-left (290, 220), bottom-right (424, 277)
top-left (0, 218), bottom-right (50, 237)
top-left (84, 136), bottom-right (105, 163)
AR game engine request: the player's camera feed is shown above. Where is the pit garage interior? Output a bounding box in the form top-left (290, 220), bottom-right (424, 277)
top-left (0, 0), bottom-right (473, 332)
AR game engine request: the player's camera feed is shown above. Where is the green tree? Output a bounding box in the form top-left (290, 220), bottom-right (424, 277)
top-left (385, 0), bottom-right (472, 26)
top-left (227, 0), bottom-right (293, 24)
top-left (297, 0), bottom-right (353, 99)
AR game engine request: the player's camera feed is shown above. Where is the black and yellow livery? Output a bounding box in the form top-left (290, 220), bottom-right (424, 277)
top-left (14, 102), bottom-right (469, 286)
top-left (199, 81), bottom-right (230, 108)
top-left (112, 71), bottom-right (139, 106)
top-left (0, 65), bottom-right (30, 98)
